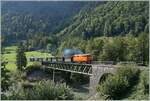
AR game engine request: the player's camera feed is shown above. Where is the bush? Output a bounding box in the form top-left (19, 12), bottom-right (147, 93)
top-left (4, 80), bottom-right (74, 100)
top-left (1, 94), bottom-right (8, 100)
top-left (1, 61), bottom-right (11, 92)
top-left (25, 63), bottom-right (41, 75)
top-left (70, 73), bottom-right (89, 84)
top-left (97, 76), bottom-right (129, 99)
top-left (117, 65), bottom-right (140, 85)
top-left (11, 70), bottom-right (27, 82)
top-left (123, 69), bottom-right (149, 100)
top-left (140, 70), bottom-right (149, 93)
top-left (97, 65), bottom-right (140, 100)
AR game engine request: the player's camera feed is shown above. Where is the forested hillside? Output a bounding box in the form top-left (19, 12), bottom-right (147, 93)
top-left (2, 1), bottom-right (98, 46)
top-left (2, 1), bottom-right (149, 64)
top-left (56, 1), bottom-right (149, 64)
top-left (57, 1), bottom-right (148, 44)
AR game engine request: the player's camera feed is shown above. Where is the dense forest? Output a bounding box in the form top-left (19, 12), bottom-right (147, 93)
top-left (1, 1), bottom-right (96, 45)
top-left (1, 1), bottom-right (149, 64)
top-left (56, 1), bottom-right (149, 64)
top-left (56, 1), bottom-right (148, 45)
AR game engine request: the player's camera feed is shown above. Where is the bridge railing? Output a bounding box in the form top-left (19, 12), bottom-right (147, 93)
top-left (42, 61), bottom-right (93, 75)
top-left (29, 57), bottom-right (143, 65)
top-left (92, 61), bottom-right (115, 65)
top-left (29, 57), bottom-right (65, 62)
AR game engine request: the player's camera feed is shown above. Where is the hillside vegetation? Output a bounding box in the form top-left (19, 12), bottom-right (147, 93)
top-left (56, 1), bottom-right (149, 65)
top-left (57, 1), bottom-right (148, 46)
top-left (1, 1), bottom-right (89, 46)
top-left (2, 1), bottom-right (148, 49)
top-left (2, 1), bottom-right (149, 64)
top-left (58, 2), bottom-right (148, 39)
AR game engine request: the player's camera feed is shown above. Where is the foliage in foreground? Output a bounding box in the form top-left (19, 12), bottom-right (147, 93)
top-left (25, 63), bottom-right (42, 75)
top-left (97, 65), bottom-right (140, 100)
top-left (1, 61), bottom-right (11, 92)
top-left (125, 69), bottom-right (149, 100)
top-left (140, 70), bottom-right (149, 94)
top-left (3, 80), bottom-right (74, 100)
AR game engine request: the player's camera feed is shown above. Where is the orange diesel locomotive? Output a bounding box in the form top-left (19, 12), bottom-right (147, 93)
top-left (63, 48), bottom-right (92, 64)
top-left (71, 54), bottom-right (92, 64)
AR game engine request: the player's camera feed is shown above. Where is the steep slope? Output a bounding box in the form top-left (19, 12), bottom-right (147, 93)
top-left (54, 1), bottom-right (149, 60)
top-left (57, 1), bottom-right (148, 41)
top-left (2, 1), bottom-right (149, 51)
top-left (1, 1), bottom-right (88, 45)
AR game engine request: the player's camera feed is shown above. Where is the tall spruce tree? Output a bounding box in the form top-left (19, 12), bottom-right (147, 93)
top-left (16, 42), bottom-right (27, 71)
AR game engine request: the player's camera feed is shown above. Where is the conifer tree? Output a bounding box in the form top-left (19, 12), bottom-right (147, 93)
top-left (16, 42), bottom-right (27, 71)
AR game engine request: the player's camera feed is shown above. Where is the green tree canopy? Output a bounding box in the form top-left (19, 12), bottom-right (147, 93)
top-left (16, 42), bottom-right (27, 71)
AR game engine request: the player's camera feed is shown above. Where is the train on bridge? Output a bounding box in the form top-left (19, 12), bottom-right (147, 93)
top-left (30, 48), bottom-right (133, 65)
top-left (30, 48), bottom-right (93, 64)
top-left (63, 48), bottom-right (92, 64)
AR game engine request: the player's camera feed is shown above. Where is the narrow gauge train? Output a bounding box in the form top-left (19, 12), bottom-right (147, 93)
top-left (29, 49), bottom-right (92, 64)
top-left (63, 48), bottom-right (92, 64)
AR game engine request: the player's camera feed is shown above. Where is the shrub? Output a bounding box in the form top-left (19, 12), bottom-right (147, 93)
top-left (97, 76), bottom-right (129, 99)
top-left (10, 70), bottom-right (26, 83)
top-left (97, 65), bottom-right (140, 100)
top-left (117, 65), bottom-right (140, 85)
top-left (4, 80), bottom-right (74, 100)
top-left (1, 62), bottom-right (11, 92)
top-left (123, 69), bottom-right (149, 100)
top-left (25, 63), bottom-right (41, 75)
top-left (70, 73), bottom-right (89, 84)
top-left (140, 70), bottom-right (149, 93)
top-left (1, 94), bottom-right (8, 100)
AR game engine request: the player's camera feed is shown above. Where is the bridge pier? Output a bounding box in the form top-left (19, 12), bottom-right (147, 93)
top-left (89, 65), bottom-right (102, 95)
top-left (52, 69), bottom-right (55, 82)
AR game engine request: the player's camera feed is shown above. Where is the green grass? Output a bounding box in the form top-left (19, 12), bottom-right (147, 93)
top-left (5, 63), bottom-right (17, 72)
top-left (26, 51), bottom-right (52, 58)
top-left (3, 53), bottom-right (17, 62)
top-left (2, 46), bottom-right (52, 72)
top-left (4, 46), bottom-right (17, 53)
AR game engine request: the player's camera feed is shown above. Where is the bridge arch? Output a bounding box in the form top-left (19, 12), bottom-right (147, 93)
top-left (89, 65), bottom-right (116, 95)
top-left (98, 73), bottom-right (114, 84)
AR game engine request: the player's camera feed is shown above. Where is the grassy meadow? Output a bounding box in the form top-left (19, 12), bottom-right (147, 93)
top-left (2, 46), bottom-right (52, 71)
